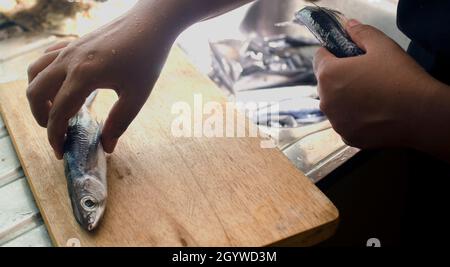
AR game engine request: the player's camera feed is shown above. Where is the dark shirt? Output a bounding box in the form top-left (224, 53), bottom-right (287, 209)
top-left (397, 0), bottom-right (450, 84)
top-left (396, 0), bottom-right (450, 245)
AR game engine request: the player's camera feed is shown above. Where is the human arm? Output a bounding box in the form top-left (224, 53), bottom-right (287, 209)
top-left (314, 19), bottom-right (450, 161)
top-left (27, 0), bottom-right (254, 159)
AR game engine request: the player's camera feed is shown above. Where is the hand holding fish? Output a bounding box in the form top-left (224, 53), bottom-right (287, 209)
top-left (314, 20), bottom-right (450, 161)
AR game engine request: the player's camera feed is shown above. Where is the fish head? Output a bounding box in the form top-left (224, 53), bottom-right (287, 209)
top-left (71, 174), bottom-right (107, 231)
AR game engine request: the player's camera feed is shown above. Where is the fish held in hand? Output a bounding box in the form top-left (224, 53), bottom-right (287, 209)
top-left (63, 91), bottom-right (107, 232)
top-left (294, 6), bottom-right (365, 58)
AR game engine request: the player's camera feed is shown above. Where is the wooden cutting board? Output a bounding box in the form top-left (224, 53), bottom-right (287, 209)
top-left (0, 46), bottom-right (338, 247)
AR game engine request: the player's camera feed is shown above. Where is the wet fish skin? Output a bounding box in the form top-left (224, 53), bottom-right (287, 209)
top-left (64, 102), bottom-right (107, 232)
top-left (294, 6), bottom-right (365, 58)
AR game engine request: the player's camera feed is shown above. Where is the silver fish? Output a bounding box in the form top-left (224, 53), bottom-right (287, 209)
top-left (63, 91), bottom-right (107, 231)
top-left (294, 5), bottom-right (365, 58)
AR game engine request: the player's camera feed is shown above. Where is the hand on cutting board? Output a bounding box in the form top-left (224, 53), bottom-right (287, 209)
top-left (26, 3), bottom-right (183, 159)
top-left (26, 0), bottom-right (254, 159)
top-left (314, 20), bottom-right (447, 149)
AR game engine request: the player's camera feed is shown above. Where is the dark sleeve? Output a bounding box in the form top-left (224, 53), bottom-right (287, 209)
top-left (397, 0), bottom-right (450, 85)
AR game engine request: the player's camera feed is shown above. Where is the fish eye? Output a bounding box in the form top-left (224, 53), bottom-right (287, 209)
top-left (81, 196), bottom-right (97, 211)
top-left (85, 199), bottom-right (95, 208)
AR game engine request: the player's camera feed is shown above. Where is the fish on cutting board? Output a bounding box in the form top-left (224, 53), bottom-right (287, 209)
top-left (63, 91), bottom-right (107, 231)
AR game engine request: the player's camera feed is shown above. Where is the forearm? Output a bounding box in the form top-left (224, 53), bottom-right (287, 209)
top-left (129, 0), bottom-right (254, 37)
top-left (411, 77), bottom-right (450, 161)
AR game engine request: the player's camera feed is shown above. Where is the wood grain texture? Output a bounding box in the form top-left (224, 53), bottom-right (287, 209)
top-left (0, 136), bottom-right (24, 187)
top-left (0, 178), bottom-right (41, 245)
top-left (2, 224), bottom-right (51, 247)
top-left (0, 46), bottom-right (338, 247)
top-left (0, 116), bottom-right (7, 138)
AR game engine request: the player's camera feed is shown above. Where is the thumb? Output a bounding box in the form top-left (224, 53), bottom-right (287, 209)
top-left (345, 19), bottom-right (386, 51)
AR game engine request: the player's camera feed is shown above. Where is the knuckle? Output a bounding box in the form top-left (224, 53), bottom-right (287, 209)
top-left (46, 41), bottom-right (69, 52)
top-left (351, 24), bottom-right (383, 41)
top-left (27, 63), bottom-right (38, 78)
top-left (316, 69), bottom-right (332, 88)
top-left (319, 98), bottom-right (330, 113)
top-left (48, 108), bottom-right (60, 123)
top-left (27, 64), bottom-right (35, 76)
top-left (70, 62), bottom-right (92, 78)
top-left (351, 24), bottom-right (370, 37)
top-left (58, 47), bottom-right (72, 60)
top-left (316, 69), bottom-right (326, 82)
top-left (317, 58), bottom-right (337, 77)
top-left (26, 86), bottom-right (35, 101)
top-left (26, 84), bottom-right (44, 102)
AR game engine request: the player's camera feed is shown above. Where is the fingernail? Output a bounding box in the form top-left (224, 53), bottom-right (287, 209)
top-left (347, 19), bottom-right (361, 28)
top-left (55, 150), bottom-right (63, 160)
top-left (104, 138), bottom-right (118, 154)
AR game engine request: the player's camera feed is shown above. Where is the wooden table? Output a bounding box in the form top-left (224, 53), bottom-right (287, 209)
top-left (0, 44), bottom-right (338, 247)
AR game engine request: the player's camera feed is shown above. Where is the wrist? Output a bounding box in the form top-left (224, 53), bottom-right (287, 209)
top-left (408, 76), bottom-right (450, 158)
top-left (128, 0), bottom-right (198, 39)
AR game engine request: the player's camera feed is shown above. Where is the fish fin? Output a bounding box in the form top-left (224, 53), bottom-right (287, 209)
top-left (310, 2), bottom-right (344, 17)
top-left (312, 4), bottom-right (347, 32)
top-left (294, 5), bottom-right (343, 31)
top-left (85, 90), bottom-right (99, 110)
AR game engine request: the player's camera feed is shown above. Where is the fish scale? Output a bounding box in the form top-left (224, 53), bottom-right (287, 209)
top-left (67, 118), bottom-right (96, 167)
